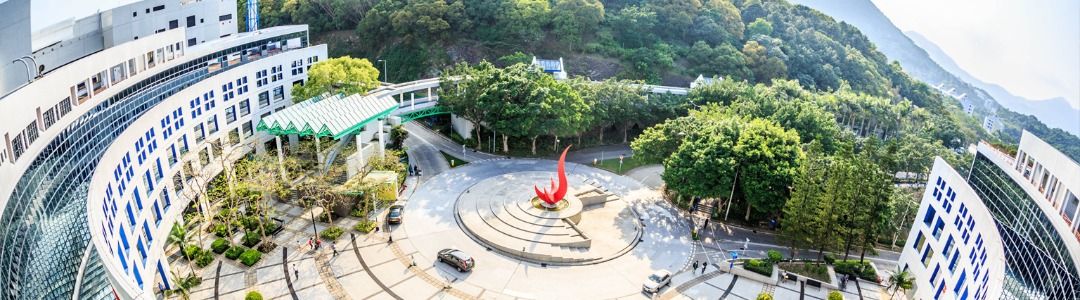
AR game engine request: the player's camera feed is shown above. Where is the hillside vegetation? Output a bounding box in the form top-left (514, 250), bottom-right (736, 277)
top-left (241, 0), bottom-right (1078, 160)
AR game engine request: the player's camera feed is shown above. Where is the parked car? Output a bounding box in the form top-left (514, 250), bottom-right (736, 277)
top-left (387, 205), bottom-right (404, 224)
top-left (642, 270), bottom-right (672, 294)
top-left (437, 248), bottom-right (475, 272)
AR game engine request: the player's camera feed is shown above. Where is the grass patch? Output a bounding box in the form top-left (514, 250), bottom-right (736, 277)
top-left (778, 262), bottom-right (831, 283)
top-left (594, 156), bottom-right (648, 174)
top-left (440, 151), bottom-right (469, 168)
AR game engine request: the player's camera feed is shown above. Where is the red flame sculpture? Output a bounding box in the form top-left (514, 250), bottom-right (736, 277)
top-left (534, 146), bottom-right (571, 205)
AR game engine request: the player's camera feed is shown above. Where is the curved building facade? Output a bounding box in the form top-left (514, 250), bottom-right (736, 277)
top-left (0, 8), bottom-right (326, 299)
top-left (900, 132), bottom-right (1080, 300)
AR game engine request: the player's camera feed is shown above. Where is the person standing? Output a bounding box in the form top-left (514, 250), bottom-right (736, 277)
top-left (702, 261), bottom-right (709, 273)
top-left (331, 243), bottom-right (338, 256)
top-left (293, 263), bottom-right (299, 280)
top-left (692, 261), bottom-right (699, 274)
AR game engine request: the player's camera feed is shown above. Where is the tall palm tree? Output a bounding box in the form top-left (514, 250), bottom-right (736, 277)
top-left (887, 267), bottom-right (914, 299)
top-left (165, 270), bottom-right (201, 300)
top-left (167, 221), bottom-right (196, 275)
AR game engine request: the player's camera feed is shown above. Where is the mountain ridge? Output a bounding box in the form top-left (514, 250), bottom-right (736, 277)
top-left (790, 0), bottom-right (1079, 137)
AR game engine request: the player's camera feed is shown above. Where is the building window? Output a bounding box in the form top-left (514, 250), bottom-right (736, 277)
top-left (225, 106), bottom-right (237, 124)
top-left (914, 232), bottom-right (926, 252)
top-left (187, 38), bottom-right (196, 47)
top-left (922, 206), bottom-right (936, 226)
top-left (207, 117), bottom-right (218, 134)
top-left (186, 15), bottom-right (195, 27)
top-left (258, 91), bottom-right (270, 107)
top-left (168, 20), bottom-right (178, 29)
top-left (219, 14), bottom-right (232, 21)
top-left (273, 86), bottom-right (284, 101)
top-left (932, 218), bottom-right (945, 239)
top-left (242, 121), bottom-right (253, 137)
top-left (921, 246), bottom-right (935, 267)
top-left (239, 99), bottom-right (250, 116)
top-left (152, 5), bottom-right (165, 11)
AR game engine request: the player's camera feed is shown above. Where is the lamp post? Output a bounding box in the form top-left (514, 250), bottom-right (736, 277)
top-left (310, 209), bottom-right (319, 238)
top-left (377, 59), bottom-right (388, 83)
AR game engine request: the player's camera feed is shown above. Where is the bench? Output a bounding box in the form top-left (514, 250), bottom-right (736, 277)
top-left (805, 279), bottom-right (822, 289)
top-left (784, 273), bottom-right (798, 282)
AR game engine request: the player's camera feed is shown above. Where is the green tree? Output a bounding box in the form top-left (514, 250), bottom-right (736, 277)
top-left (887, 267), bottom-right (915, 298)
top-left (552, 0), bottom-right (605, 50)
top-left (496, 0), bottom-right (551, 44)
top-left (590, 79), bottom-right (648, 143)
top-left (742, 41), bottom-right (787, 83)
top-left (780, 142), bottom-right (828, 258)
top-left (291, 56), bottom-right (380, 102)
top-left (746, 17), bottom-right (773, 37)
top-left (608, 5), bottom-right (658, 48)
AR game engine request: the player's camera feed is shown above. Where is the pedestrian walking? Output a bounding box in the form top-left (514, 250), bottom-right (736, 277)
top-left (293, 264), bottom-right (299, 280)
top-left (692, 261), bottom-right (699, 274)
top-left (307, 237), bottom-right (313, 250)
top-left (702, 262), bottom-right (709, 273)
top-left (331, 243), bottom-right (338, 256)
top-left (315, 238), bottom-right (322, 250)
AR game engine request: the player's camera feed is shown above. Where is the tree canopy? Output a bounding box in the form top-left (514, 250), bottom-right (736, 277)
top-left (291, 56), bottom-right (380, 102)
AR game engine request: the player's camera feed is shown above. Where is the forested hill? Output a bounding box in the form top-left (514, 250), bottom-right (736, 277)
top-left (241, 0), bottom-right (1078, 159)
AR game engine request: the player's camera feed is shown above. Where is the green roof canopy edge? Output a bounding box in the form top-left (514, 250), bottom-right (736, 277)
top-left (332, 106), bottom-right (397, 140)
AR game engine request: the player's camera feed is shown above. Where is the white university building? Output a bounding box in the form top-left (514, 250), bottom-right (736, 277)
top-left (899, 131), bottom-right (1080, 299)
top-left (0, 0), bottom-right (326, 298)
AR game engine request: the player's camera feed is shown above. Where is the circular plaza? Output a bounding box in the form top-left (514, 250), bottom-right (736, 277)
top-left (397, 158), bottom-right (693, 299)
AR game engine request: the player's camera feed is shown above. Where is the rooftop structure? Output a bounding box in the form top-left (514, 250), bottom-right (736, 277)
top-left (531, 56), bottom-right (567, 80)
top-left (690, 74), bottom-right (722, 89)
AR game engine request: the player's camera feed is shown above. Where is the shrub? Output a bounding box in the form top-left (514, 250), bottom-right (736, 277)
top-left (242, 231), bottom-right (261, 247)
top-left (691, 229), bottom-right (699, 240)
top-left (244, 291), bottom-right (264, 300)
top-left (744, 259), bottom-right (773, 276)
top-left (211, 238), bottom-right (230, 254)
top-left (239, 249), bottom-right (262, 266)
top-left (756, 292), bottom-right (773, 300)
top-left (224, 246), bottom-right (245, 260)
top-left (241, 216), bottom-right (259, 231)
top-left (263, 222), bottom-right (281, 234)
top-left (354, 221), bottom-right (376, 233)
top-left (183, 245), bottom-right (201, 259)
top-left (834, 260), bottom-right (877, 281)
top-left (766, 250), bottom-right (783, 264)
top-left (827, 291), bottom-right (843, 300)
top-left (350, 209), bottom-right (366, 218)
top-left (321, 226), bottom-right (345, 241)
top-left (823, 253), bottom-right (837, 264)
top-left (213, 224), bottom-right (229, 238)
top-left (195, 250), bottom-right (215, 268)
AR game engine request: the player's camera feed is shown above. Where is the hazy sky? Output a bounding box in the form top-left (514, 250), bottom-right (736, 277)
top-left (872, 0), bottom-right (1080, 109)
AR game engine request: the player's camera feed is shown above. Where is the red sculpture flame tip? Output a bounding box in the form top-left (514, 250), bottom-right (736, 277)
top-left (534, 146), bottom-right (571, 205)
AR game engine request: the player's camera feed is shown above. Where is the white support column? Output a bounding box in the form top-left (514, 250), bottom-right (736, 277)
top-left (411, 92), bottom-right (415, 109)
top-left (274, 136), bottom-right (287, 181)
top-left (314, 135), bottom-right (323, 169)
top-left (355, 134), bottom-right (365, 168)
top-left (427, 87), bottom-right (432, 101)
top-left (378, 119), bottom-right (385, 157)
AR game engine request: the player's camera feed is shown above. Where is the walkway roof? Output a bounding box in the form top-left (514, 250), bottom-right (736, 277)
top-left (256, 93), bottom-right (397, 139)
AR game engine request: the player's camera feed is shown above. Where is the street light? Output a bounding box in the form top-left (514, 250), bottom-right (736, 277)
top-left (377, 59), bottom-right (388, 83)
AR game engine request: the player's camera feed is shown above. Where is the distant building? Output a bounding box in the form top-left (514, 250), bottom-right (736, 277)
top-left (982, 115), bottom-right (998, 132)
top-left (531, 56), bottom-right (566, 80)
top-left (690, 74), bottom-right (722, 89)
top-left (898, 130), bottom-right (1080, 299)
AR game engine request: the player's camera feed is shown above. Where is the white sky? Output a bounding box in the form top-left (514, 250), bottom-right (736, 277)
top-left (872, 0), bottom-right (1080, 109)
